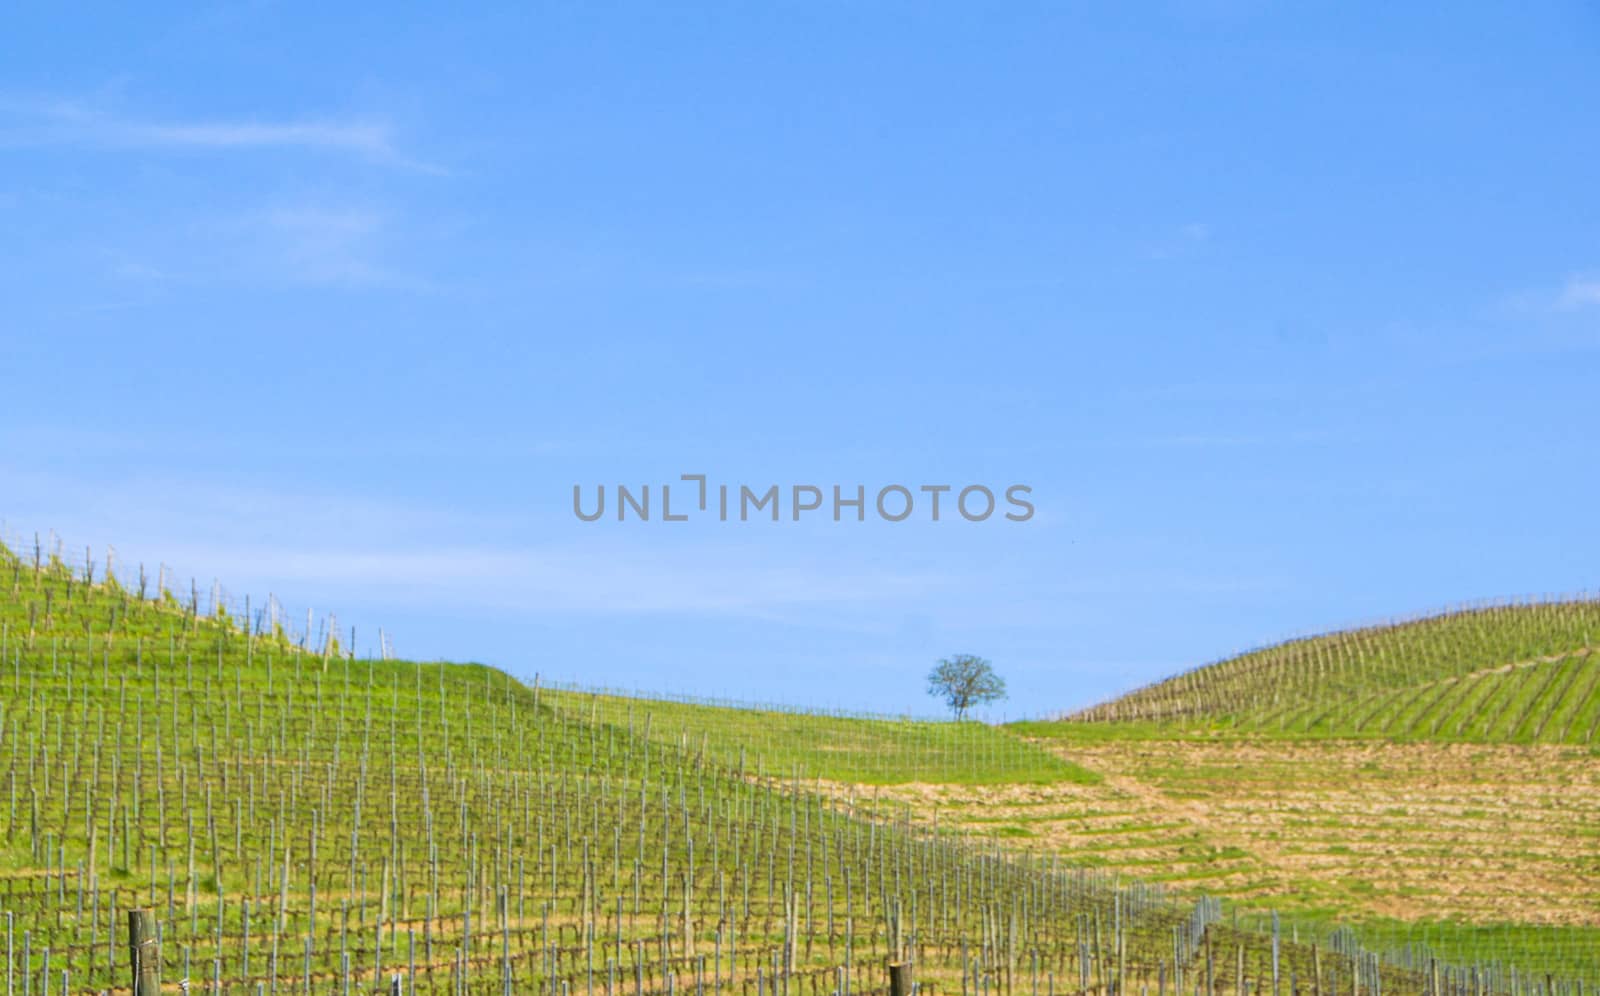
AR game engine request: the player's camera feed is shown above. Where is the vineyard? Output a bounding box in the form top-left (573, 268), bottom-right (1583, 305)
top-left (0, 536), bottom-right (1593, 996)
top-left (1056, 600), bottom-right (1600, 741)
top-left (536, 685), bottom-right (1096, 787)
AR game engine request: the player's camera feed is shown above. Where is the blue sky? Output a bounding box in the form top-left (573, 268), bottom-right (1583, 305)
top-left (3, 4), bottom-right (1598, 717)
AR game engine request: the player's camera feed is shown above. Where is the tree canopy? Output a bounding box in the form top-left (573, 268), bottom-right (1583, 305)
top-left (927, 654), bottom-right (1006, 719)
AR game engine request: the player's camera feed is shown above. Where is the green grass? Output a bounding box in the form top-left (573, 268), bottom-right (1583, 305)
top-left (542, 685), bottom-right (1100, 785)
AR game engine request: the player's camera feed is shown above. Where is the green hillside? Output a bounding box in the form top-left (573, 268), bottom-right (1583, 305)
top-left (540, 685), bottom-right (1099, 786)
top-left (0, 537), bottom-right (1592, 995)
top-left (0, 541), bottom-right (1196, 996)
top-left (1059, 600), bottom-right (1600, 741)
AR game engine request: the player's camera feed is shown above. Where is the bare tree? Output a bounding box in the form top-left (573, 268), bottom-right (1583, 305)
top-left (927, 654), bottom-right (1006, 720)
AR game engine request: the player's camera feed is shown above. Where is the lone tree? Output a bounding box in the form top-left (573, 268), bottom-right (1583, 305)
top-left (927, 654), bottom-right (1006, 720)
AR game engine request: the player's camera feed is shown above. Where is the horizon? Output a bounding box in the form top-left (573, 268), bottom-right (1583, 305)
top-left (4, 519), bottom-right (1595, 723)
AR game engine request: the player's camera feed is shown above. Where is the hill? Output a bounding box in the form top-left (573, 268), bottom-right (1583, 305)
top-left (0, 535), bottom-right (1592, 995)
top-left (1057, 600), bottom-right (1600, 741)
top-left (0, 540), bottom-right (1210, 996)
top-left (938, 600), bottom-right (1600, 984)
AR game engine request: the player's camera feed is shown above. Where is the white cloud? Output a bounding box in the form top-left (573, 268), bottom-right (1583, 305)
top-left (132, 120), bottom-right (394, 156)
top-left (1556, 276), bottom-right (1600, 310)
top-left (252, 206), bottom-right (397, 287)
top-left (0, 95), bottom-right (440, 171)
top-left (130, 202), bottom-right (431, 290)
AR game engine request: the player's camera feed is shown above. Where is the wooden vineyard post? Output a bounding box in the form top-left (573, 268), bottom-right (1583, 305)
top-left (128, 909), bottom-right (159, 996)
top-left (891, 962), bottom-right (915, 996)
top-left (1311, 947), bottom-right (1321, 996)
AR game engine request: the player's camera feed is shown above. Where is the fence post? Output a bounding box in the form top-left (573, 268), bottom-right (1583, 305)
top-left (1205, 927), bottom-right (1215, 996)
top-left (128, 910), bottom-right (159, 996)
top-left (891, 963), bottom-right (914, 996)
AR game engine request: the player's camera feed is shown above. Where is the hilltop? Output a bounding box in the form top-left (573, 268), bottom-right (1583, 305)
top-left (1051, 600), bottom-right (1600, 741)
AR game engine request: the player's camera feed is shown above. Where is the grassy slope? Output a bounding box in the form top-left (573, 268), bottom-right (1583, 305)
top-left (0, 539), bottom-right (1592, 994)
top-left (0, 545), bottom-right (1212, 996)
top-left (540, 687), bottom-right (1100, 786)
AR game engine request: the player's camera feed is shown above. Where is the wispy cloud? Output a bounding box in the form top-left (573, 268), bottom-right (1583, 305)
top-left (102, 202), bottom-right (433, 290)
top-left (1503, 272), bottom-right (1600, 314)
top-left (131, 120), bottom-right (394, 155)
top-left (0, 95), bottom-right (441, 172)
top-left (1555, 275), bottom-right (1600, 310)
top-left (249, 205), bottom-right (406, 288)
top-left (144, 543), bottom-right (947, 618)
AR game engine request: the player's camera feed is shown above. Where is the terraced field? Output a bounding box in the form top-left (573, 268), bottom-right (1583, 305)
top-left (835, 738), bottom-right (1600, 925)
top-left (814, 736), bottom-right (1600, 985)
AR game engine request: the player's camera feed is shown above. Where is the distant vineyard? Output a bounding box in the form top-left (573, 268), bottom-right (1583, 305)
top-left (539, 684), bottom-right (1099, 786)
top-left (1062, 599), bottom-right (1600, 740)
